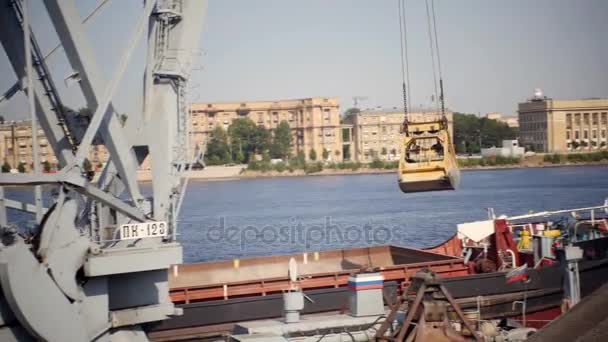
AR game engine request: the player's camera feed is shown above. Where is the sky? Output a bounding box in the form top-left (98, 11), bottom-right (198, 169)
top-left (1, 0), bottom-right (607, 121)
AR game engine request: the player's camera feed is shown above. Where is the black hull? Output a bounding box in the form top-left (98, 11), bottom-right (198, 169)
top-left (147, 258), bottom-right (608, 339)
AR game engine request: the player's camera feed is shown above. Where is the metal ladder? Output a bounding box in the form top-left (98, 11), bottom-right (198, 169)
top-left (9, 0), bottom-right (79, 151)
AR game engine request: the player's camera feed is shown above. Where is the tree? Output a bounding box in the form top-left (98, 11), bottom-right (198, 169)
top-left (453, 112), bottom-right (517, 154)
top-left (322, 148), bottom-right (330, 161)
top-left (83, 158), bottom-right (92, 172)
top-left (205, 126), bottom-right (231, 165)
top-left (342, 108), bottom-right (360, 122)
top-left (228, 118), bottom-right (270, 162)
top-left (270, 121), bottom-right (292, 159)
top-left (309, 148), bottom-right (317, 161)
top-left (1, 161), bottom-right (10, 173)
top-left (17, 162), bottom-right (26, 173)
top-left (43, 160), bottom-right (52, 172)
top-left (0, 116), bottom-right (4, 124)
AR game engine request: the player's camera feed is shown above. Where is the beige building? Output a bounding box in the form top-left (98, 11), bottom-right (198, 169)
top-left (485, 112), bottom-right (519, 128)
top-left (518, 97), bottom-right (608, 153)
top-left (343, 109), bottom-right (453, 163)
top-left (189, 97), bottom-right (342, 161)
top-left (0, 121), bottom-right (56, 171)
top-left (0, 120), bottom-right (110, 172)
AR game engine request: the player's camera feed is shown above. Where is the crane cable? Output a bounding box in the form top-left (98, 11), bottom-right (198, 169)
top-left (428, 0), bottom-right (446, 121)
top-left (397, 0), bottom-right (411, 132)
top-left (425, 0), bottom-right (440, 118)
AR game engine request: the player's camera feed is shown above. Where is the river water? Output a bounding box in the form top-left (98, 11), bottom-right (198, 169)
top-left (176, 165), bottom-right (608, 263)
top-left (4, 166), bottom-right (607, 263)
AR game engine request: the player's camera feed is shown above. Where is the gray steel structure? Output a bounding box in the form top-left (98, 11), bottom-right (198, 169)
top-left (0, 0), bottom-right (207, 340)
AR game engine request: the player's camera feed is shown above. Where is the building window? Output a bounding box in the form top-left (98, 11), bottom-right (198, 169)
top-left (593, 130), bottom-right (597, 139)
top-left (584, 113), bottom-right (589, 125)
top-left (602, 130), bottom-right (606, 139)
top-left (592, 113), bottom-right (599, 125)
top-left (566, 130), bottom-right (571, 140)
top-left (574, 130), bottom-right (580, 139)
top-left (583, 130), bottom-right (588, 139)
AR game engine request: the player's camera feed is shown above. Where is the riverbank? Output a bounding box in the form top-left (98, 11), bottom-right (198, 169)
top-left (135, 158), bottom-right (608, 182)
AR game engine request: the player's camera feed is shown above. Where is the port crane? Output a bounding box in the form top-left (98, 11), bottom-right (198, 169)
top-left (396, 0), bottom-right (460, 193)
top-left (0, 0), bottom-right (206, 340)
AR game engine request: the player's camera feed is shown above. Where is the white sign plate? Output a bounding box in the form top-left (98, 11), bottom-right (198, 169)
top-left (119, 221), bottom-right (167, 240)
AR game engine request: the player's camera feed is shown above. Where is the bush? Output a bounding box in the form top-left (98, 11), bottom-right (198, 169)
top-left (1, 161), bottom-right (11, 173)
top-left (543, 154), bottom-right (562, 164)
top-left (567, 151), bottom-right (608, 163)
top-left (304, 161), bottom-right (323, 174)
top-left (384, 161), bottom-right (399, 169)
top-left (369, 159), bottom-right (385, 169)
top-left (309, 148), bottom-right (317, 161)
top-left (274, 162), bottom-right (286, 173)
top-left (457, 156), bottom-right (520, 167)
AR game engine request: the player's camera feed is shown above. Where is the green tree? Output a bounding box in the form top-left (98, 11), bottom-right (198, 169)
top-left (43, 160), bottom-right (52, 172)
top-left (342, 108), bottom-right (361, 122)
top-left (234, 149), bottom-right (245, 164)
top-left (309, 148), bottom-right (317, 161)
top-left (17, 162), bottom-right (26, 173)
top-left (453, 112), bottom-right (517, 154)
top-left (270, 121), bottom-right (292, 159)
top-left (205, 126), bottom-right (231, 165)
top-left (229, 118), bottom-right (271, 161)
top-left (1, 161), bottom-right (11, 173)
top-left (83, 158), bottom-right (92, 172)
top-left (322, 148), bottom-right (330, 161)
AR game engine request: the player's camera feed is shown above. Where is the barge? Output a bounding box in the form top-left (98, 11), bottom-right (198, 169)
top-left (147, 204), bottom-right (608, 341)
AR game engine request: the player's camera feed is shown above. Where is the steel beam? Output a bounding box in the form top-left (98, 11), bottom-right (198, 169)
top-left (0, 173), bottom-right (145, 222)
top-left (0, 0), bottom-right (74, 165)
top-left (43, 0), bottom-right (146, 205)
top-left (23, 0), bottom-right (43, 223)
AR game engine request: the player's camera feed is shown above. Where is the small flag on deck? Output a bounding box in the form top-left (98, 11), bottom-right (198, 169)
top-left (506, 264), bottom-right (528, 284)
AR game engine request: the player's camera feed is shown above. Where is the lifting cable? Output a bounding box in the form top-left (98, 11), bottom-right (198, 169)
top-left (427, 0), bottom-right (446, 120)
top-left (425, 0), bottom-right (440, 117)
top-left (397, 0), bottom-right (411, 117)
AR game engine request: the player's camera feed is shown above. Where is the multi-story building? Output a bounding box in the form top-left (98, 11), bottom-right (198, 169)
top-left (518, 96), bottom-right (608, 153)
top-left (485, 112), bottom-right (519, 128)
top-left (0, 120), bottom-right (109, 172)
top-left (0, 121), bottom-right (56, 171)
top-left (343, 108), bottom-right (453, 163)
top-left (189, 97), bottom-right (342, 161)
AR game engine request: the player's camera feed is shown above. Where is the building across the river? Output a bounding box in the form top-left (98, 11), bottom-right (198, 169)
top-left (0, 120), bottom-right (109, 172)
top-left (189, 97), bottom-right (342, 161)
top-left (341, 108), bottom-right (453, 163)
top-left (518, 91), bottom-right (608, 153)
top-left (485, 112), bottom-right (519, 128)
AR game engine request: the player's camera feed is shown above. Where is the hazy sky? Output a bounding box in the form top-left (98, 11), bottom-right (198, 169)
top-left (1, 0), bottom-right (607, 120)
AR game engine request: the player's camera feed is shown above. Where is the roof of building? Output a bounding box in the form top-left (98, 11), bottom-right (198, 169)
top-left (357, 107), bottom-right (452, 115)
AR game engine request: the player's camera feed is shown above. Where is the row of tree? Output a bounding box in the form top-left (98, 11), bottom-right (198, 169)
top-left (453, 112), bottom-right (517, 154)
top-left (205, 118), bottom-right (293, 165)
top-left (1, 160), bottom-right (54, 173)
